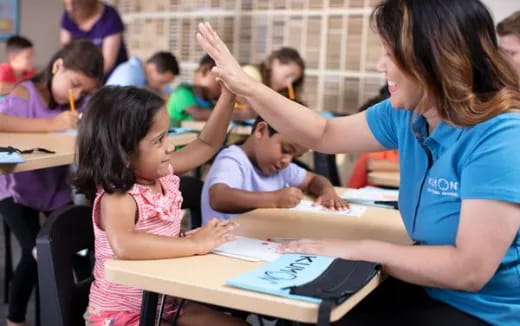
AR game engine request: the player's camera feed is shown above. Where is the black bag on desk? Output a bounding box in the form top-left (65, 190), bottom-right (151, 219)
top-left (289, 259), bottom-right (380, 326)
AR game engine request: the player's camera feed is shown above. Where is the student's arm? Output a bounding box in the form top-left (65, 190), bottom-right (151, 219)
top-left (60, 28), bottom-right (71, 45)
top-left (196, 22), bottom-right (385, 154)
top-left (0, 113), bottom-right (78, 132)
top-left (169, 88), bottom-right (235, 175)
top-left (282, 199), bottom-right (520, 292)
top-left (100, 192), bottom-right (236, 260)
top-left (209, 183), bottom-right (304, 213)
top-left (0, 87), bottom-right (78, 132)
top-left (184, 106), bottom-right (213, 121)
top-left (298, 172), bottom-right (348, 210)
top-left (102, 33), bottom-right (122, 74)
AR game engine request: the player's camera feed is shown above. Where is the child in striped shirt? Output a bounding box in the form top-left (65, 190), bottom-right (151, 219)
top-left (75, 86), bottom-right (248, 326)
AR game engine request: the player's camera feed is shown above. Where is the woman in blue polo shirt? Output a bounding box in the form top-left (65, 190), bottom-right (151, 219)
top-left (196, 0), bottom-right (520, 325)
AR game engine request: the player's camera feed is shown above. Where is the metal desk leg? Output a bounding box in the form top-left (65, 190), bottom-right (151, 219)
top-left (140, 291), bottom-right (159, 326)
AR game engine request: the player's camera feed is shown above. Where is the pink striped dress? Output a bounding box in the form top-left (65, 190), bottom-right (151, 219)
top-left (85, 169), bottom-right (183, 325)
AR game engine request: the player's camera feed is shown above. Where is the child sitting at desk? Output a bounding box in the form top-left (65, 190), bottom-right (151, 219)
top-left (166, 54), bottom-right (221, 127)
top-left (0, 35), bottom-right (36, 96)
top-left (0, 39), bottom-right (103, 326)
top-left (74, 86), bottom-right (247, 325)
top-left (106, 51), bottom-right (180, 97)
top-left (201, 116), bottom-right (347, 224)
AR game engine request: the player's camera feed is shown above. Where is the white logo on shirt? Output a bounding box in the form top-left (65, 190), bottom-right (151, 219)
top-left (427, 177), bottom-right (459, 197)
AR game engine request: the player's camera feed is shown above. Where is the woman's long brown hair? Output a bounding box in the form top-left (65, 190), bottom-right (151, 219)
top-left (371, 0), bottom-right (520, 126)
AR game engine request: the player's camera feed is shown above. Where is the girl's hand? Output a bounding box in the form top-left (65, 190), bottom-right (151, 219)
top-left (278, 238), bottom-right (359, 259)
top-left (196, 22), bottom-right (258, 97)
top-left (49, 111), bottom-right (78, 131)
top-left (190, 218), bottom-right (238, 254)
top-left (315, 190), bottom-right (349, 211)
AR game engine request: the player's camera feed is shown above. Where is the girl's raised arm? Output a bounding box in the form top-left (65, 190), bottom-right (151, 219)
top-left (169, 87), bottom-right (235, 175)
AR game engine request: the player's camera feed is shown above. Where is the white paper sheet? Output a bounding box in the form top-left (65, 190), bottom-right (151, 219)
top-left (213, 236), bottom-right (281, 262)
top-left (289, 200), bottom-right (367, 217)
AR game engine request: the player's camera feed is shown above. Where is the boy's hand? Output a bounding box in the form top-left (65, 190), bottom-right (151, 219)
top-left (274, 187), bottom-right (304, 208)
top-left (315, 189), bottom-right (349, 210)
top-left (190, 218), bottom-right (237, 254)
top-left (49, 111), bottom-right (78, 131)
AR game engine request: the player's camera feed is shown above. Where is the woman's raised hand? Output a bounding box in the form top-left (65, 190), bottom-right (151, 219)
top-left (196, 22), bottom-right (259, 97)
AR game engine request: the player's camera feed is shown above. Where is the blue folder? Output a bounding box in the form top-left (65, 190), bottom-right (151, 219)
top-left (0, 151), bottom-right (24, 164)
top-left (227, 254), bottom-right (336, 303)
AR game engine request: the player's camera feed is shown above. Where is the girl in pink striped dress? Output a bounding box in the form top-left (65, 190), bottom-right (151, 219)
top-left (74, 85), bottom-right (248, 326)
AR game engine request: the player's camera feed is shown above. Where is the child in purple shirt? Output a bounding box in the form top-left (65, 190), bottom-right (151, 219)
top-left (0, 40), bottom-right (103, 326)
top-left (201, 116), bottom-right (347, 224)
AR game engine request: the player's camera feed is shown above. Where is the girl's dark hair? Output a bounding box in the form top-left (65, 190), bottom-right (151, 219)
top-left (259, 47), bottom-right (305, 94)
top-left (371, 0), bottom-right (520, 126)
top-left (74, 86), bottom-right (165, 200)
top-left (32, 39), bottom-right (104, 109)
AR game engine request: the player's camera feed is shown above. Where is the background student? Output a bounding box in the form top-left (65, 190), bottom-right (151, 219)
top-left (234, 47), bottom-right (306, 121)
top-left (166, 54), bottom-right (221, 127)
top-left (497, 11), bottom-right (520, 80)
top-left (106, 51), bottom-right (180, 97)
top-left (0, 35), bottom-right (36, 96)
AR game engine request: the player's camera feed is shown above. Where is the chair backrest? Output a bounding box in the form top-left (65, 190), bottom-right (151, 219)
top-left (179, 176), bottom-right (203, 229)
top-left (36, 205), bottom-right (94, 326)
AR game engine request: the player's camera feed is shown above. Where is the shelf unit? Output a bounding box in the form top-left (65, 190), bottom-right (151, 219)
top-left (108, 0), bottom-right (385, 114)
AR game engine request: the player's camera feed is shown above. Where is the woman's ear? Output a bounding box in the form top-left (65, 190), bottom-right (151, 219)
top-left (52, 58), bottom-right (64, 75)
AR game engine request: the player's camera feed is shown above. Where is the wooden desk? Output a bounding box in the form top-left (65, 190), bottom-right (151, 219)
top-left (367, 171), bottom-right (400, 188)
top-left (0, 132), bottom-right (198, 175)
top-left (181, 120), bottom-right (252, 136)
top-left (105, 191), bottom-right (411, 324)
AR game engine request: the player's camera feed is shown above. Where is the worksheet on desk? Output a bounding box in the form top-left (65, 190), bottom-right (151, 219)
top-left (213, 236), bottom-right (281, 262)
top-left (289, 200), bottom-right (367, 217)
top-left (341, 186), bottom-right (398, 201)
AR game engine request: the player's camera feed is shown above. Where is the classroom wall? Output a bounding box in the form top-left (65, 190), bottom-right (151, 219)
top-left (108, 0), bottom-right (385, 115)
top-left (483, 0), bottom-right (520, 24)
top-left (0, 0), bottom-right (63, 69)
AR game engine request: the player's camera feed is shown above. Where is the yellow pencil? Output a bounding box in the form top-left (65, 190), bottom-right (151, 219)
top-left (287, 84), bottom-right (295, 100)
top-left (68, 89), bottom-right (76, 113)
top-left (234, 102), bottom-right (247, 110)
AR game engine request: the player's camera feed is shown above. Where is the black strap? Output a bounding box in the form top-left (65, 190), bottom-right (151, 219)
top-left (317, 299), bottom-right (334, 326)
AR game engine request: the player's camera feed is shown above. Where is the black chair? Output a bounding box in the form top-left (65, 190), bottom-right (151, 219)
top-left (36, 205), bottom-right (94, 326)
top-left (179, 176), bottom-right (203, 229)
top-left (313, 152), bottom-right (341, 186)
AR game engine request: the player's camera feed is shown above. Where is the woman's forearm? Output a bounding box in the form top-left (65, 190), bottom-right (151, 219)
top-left (244, 82), bottom-right (328, 149)
top-left (356, 240), bottom-right (490, 292)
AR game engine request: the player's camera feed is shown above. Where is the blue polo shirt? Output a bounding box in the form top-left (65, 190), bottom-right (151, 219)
top-left (366, 99), bottom-right (520, 325)
top-left (106, 56), bottom-right (172, 93)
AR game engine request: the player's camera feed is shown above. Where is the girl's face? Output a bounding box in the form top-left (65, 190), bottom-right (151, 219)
top-left (51, 58), bottom-right (98, 105)
top-left (376, 42), bottom-right (422, 110)
top-left (269, 58), bottom-right (303, 92)
top-left (132, 108), bottom-right (174, 185)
